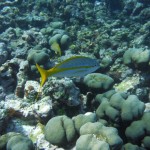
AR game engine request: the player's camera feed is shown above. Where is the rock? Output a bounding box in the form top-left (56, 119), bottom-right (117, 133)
top-left (105, 0), bottom-right (123, 12)
top-left (0, 86), bottom-right (6, 100)
top-left (15, 60), bottom-right (29, 98)
top-left (33, 96), bottom-right (53, 120)
top-left (0, 108), bottom-right (8, 134)
top-left (114, 75), bottom-right (140, 92)
top-left (43, 77), bottom-right (81, 106)
top-left (6, 118), bottom-right (35, 136)
top-left (29, 123), bottom-right (50, 150)
top-left (0, 58), bottom-right (20, 94)
top-left (4, 95), bottom-right (53, 124)
top-left (24, 80), bottom-right (40, 100)
top-left (138, 0), bottom-right (150, 4)
top-left (50, 21), bottom-right (64, 29)
top-left (139, 7), bottom-right (150, 21)
top-left (0, 42), bottom-right (8, 66)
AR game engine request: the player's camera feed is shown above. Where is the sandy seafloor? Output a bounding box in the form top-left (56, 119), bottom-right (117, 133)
top-left (0, 0), bottom-right (150, 150)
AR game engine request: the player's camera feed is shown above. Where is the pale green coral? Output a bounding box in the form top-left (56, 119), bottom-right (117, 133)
top-left (80, 122), bottom-right (123, 150)
top-left (84, 73), bottom-right (114, 90)
top-left (45, 115), bottom-right (76, 146)
top-left (76, 134), bottom-right (110, 150)
top-left (123, 47), bottom-right (150, 67)
top-left (96, 92), bottom-right (145, 123)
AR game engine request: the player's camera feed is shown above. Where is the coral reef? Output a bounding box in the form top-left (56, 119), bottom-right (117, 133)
top-left (0, 0), bottom-right (150, 149)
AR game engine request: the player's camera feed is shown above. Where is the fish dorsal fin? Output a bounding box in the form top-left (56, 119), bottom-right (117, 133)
top-left (54, 56), bottom-right (91, 69)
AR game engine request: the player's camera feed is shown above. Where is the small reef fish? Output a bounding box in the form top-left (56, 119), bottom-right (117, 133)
top-left (51, 42), bottom-right (61, 56)
top-left (36, 56), bottom-right (100, 87)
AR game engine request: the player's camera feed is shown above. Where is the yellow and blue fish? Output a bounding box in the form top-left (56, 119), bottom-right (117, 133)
top-left (36, 56), bottom-right (100, 87)
top-left (50, 42), bottom-right (61, 56)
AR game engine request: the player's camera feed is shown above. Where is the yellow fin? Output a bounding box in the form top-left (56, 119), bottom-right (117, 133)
top-left (51, 42), bottom-right (61, 56)
top-left (36, 63), bottom-right (48, 87)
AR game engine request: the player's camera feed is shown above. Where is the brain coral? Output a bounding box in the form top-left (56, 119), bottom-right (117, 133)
top-left (76, 134), bottom-right (110, 150)
top-left (79, 122), bottom-right (123, 150)
top-left (96, 91), bottom-right (145, 124)
top-left (123, 143), bottom-right (144, 150)
top-left (7, 134), bottom-right (34, 150)
top-left (72, 113), bottom-right (97, 133)
top-left (44, 113), bottom-right (97, 147)
top-left (83, 73), bottom-right (114, 91)
top-left (49, 33), bottom-right (70, 50)
top-left (123, 47), bottom-right (150, 68)
top-left (125, 112), bottom-right (150, 149)
top-left (44, 115), bottom-right (76, 146)
top-left (27, 50), bottom-right (49, 65)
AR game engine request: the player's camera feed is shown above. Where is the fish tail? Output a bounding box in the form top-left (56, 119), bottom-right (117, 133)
top-left (36, 63), bottom-right (49, 87)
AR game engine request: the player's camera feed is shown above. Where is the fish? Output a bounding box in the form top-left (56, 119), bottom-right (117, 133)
top-left (36, 56), bottom-right (100, 87)
top-left (50, 42), bottom-right (61, 56)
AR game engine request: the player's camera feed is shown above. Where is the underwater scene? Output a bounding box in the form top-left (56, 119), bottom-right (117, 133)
top-left (0, 0), bottom-right (150, 150)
